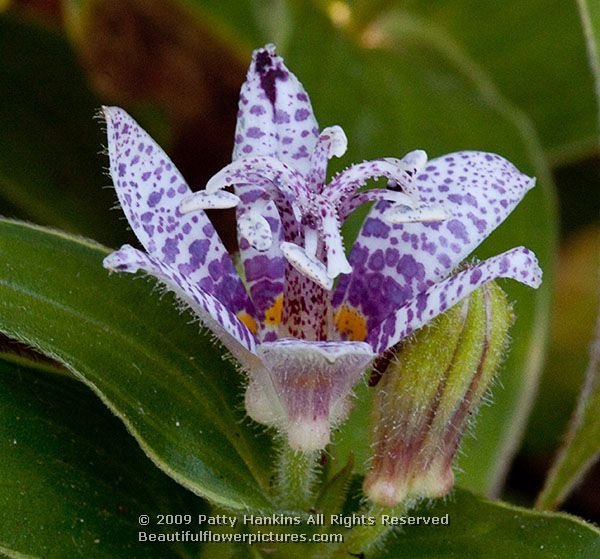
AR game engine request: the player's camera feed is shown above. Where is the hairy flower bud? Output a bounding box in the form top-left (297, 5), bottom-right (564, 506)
top-left (363, 281), bottom-right (513, 507)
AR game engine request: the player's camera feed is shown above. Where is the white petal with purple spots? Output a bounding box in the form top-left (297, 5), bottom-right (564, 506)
top-left (232, 44), bottom-right (319, 177)
top-left (103, 245), bottom-right (257, 361)
top-left (369, 246), bottom-right (542, 353)
top-left (334, 151), bottom-right (535, 329)
top-left (103, 107), bottom-right (254, 319)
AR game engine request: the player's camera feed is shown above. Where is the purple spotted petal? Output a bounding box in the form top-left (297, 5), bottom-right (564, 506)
top-left (103, 106), bottom-right (253, 318)
top-left (233, 44), bottom-right (319, 176)
top-left (104, 245), bottom-right (257, 362)
top-left (369, 246), bottom-right (542, 353)
top-left (235, 184), bottom-right (285, 337)
top-left (333, 151), bottom-right (535, 329)
top-left (255, 339), bottom-right (374, 450)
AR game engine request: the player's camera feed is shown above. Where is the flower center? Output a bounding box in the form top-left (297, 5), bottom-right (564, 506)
top-left (179, 136), bottom-right (448, 291)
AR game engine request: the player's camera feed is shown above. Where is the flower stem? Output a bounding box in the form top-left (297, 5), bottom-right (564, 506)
top-left (275, 440), bottom-right (319, 511)
top-left (326, 503), bottom-right (408, 559)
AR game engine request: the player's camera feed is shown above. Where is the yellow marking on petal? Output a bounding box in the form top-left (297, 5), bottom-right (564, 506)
top-left (237, 312), bottom-right (258, 335)
top-left (335, 306), bottom-right (367, 342)
top-left (264, 295), bottom-right (284, 327)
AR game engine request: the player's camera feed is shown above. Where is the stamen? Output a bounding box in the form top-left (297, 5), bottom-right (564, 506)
top-left (179, 190), bottom-right (240, 213)
top-left (205, 157), bottom-right (306, 222)
top-left (338, 188), bottom-right (416, 222)
top-left (323, 150), bottom-right (429, 205)
top-left (384, 203), bottom-right (449, 224)
top-left (320, 207), bottom-right (352, 279)
top-left (304, 226), bottom-right (318, 259)
top-left (281, 242), bottom-right (333, 290)
top-left (307, 126), bottom-right (348, 191)
top-left (238, 211), bottom-right (273, 251)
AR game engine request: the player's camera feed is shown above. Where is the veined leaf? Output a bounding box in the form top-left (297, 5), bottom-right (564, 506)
top-left (535, 0), bottom-right (600, 510)
top-left (0, 357), bottom-right (207, 559)
top-left (0, 219), bottom-right (275, 511)
top-left (374, 488), bottom-right (600, 559)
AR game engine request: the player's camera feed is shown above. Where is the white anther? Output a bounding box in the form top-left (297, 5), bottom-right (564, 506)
top-left (322, 126), bottom-right (348, 159)
top-left (239, 212), bottom-right (273, 251)
top-left (384, 150), bottom-right (428, 191)
top-left (326, 249), bottom-right (352, 279)
top-left (180, 190), bottom-right (240, 213)
top-left (384, 203), bottom-right (449, 224)
top-left (281, 242), bottom-right (333, 290)
top-left (398, 149), bottom-right (428, 172)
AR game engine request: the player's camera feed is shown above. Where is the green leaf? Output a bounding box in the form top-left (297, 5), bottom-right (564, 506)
top-left (0, 219), bottom-right (274, 511)
top-left (374, 488), bottom-right (600, 559)
top-left (533, 0), bottom-right (600, 511)
top-left (0, 334), bottom-right (71, 378)
top-left (536, 318), bottom-right (600, 510)
top-left (390, 1), bottom-right (599, 165)
top-left (576, 0), bottom-right (600, 128)
top-left (0, 14), bottom-right (128, 247)
top-left (0, 357), bottom-right (207, 558)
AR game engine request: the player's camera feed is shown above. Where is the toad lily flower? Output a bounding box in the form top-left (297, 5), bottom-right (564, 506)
top-left (102, 45), bottom-right (542, 452)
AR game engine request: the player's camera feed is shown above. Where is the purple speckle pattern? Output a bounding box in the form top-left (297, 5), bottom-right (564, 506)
top-left (333, 151), bottom-right (535, 335)
top-left (369, 247), bottom-right (542, 353)
top-left (232, 45), bottom-right (319, 176)
top-left (102, 107), bottom-right (255, 351)
top-left (235, 183), bottom-right (285, 337)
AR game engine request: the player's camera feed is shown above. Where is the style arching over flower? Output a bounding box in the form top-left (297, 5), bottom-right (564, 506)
top-left (102, 44), bottom-right (542, 452)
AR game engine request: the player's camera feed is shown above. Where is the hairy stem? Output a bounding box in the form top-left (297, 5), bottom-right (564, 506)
top-left (275, 440), bottom-right (319, 511)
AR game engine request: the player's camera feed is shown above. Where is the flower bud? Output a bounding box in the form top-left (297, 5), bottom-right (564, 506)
top-left (363, 281), bottom-right (513, 507)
